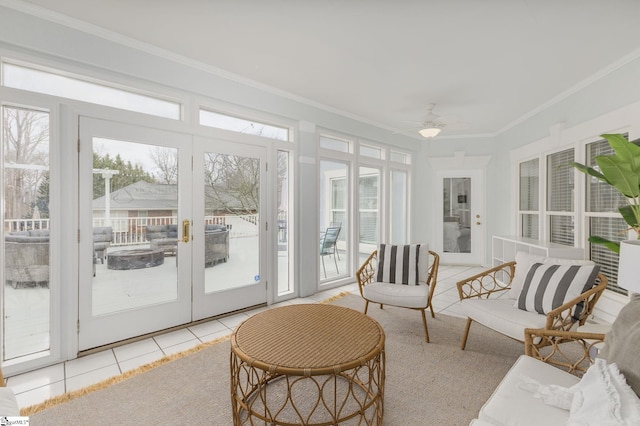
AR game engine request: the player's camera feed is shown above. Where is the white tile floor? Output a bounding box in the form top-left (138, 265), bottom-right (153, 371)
top-left (5, 264), bottom-right (483, 410)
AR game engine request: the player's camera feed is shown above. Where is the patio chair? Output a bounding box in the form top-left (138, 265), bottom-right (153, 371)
top-left (320, 226), bottom-right (341, 278)
top-left (457, 251), bottom-right (608, 351)
top-left (356, 244), bottom-right (439, 342)
top-left (93, 226), bottom-right (113, 264)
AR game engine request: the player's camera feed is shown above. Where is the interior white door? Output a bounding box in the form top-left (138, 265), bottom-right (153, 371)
top-left (436, 169), bottom-right (485, 265)
top-left (78, 117), bottom-right (192, 350)
top-left (191, 136), bottom-right (267, 320)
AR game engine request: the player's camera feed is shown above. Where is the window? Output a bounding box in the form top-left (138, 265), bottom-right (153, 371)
top-left (390, 170), bottom-right (408, 244)
top-left (519, 158), bottom-right (539, 239)
top-left (360, 144), bottom-right (383, 159)
top-left (319, 160), bottom-right (350, 282)
top-left (390, 150), bottom-right (410, 164)
top-left (320, 136), bottom-right (351, 153)
top-left (547, 148), bottom-right (575, 246)
top-left (585, 138), bottom-right (630, 294)
top-left (359, 167), bottom-right (380, 245)
top-left (2, 105), bottom-right (51, 362)
top-left (199, 109), bottom-right (289, 141)
top-left (2, 62), bottom-right (181, 119)
top-left (277, 150), bottom-right (293, 296)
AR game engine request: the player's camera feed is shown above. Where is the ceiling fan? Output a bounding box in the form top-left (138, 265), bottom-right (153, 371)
top-left (395, 103), bottom-right (464, 138)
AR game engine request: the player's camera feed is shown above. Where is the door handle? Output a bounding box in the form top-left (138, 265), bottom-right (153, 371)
top-left (182, 219), bottom-right (190, 243)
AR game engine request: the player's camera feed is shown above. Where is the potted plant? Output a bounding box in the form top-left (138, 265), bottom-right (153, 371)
top-left (570, 133), bottom-right (640, 253)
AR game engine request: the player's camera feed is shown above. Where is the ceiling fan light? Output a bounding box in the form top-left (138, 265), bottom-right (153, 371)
top-left (418, 127), bottom-right (441, 138)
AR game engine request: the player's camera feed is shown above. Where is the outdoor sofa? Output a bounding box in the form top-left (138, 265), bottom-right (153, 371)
top-left (145, 223), bottom-right (229, 266)
top-left (4, 229), bottom-right (50, 288)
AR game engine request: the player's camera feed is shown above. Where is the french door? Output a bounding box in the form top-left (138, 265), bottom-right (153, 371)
top-left (192, 136), bottom-right (267, 320)
top-left (78, 118), bottom-right (267, 350)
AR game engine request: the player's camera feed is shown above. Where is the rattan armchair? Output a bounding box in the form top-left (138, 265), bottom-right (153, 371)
top-left (356, 249), bottom-right (439, 342)
top-left (457, 261), bottom-right (608, 350)
top-left (524, 328), bottom-right (606, 376)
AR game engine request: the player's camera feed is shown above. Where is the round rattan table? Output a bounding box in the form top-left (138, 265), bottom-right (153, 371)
top-left (230, 304), bottom-right (385, 425)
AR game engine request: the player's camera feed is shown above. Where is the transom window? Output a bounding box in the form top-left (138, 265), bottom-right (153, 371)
top-left (2, 62), bottom-right (181, 120)
top-left (199, 109), bottom-right (289, 141)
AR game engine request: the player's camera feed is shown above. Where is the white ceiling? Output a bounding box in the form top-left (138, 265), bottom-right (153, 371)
top-left (12, 0), bottom-right (640, 138)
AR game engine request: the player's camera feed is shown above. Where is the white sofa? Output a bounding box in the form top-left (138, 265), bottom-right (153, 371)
top-left (470, 298), bottom-right (640, 425)
top-left (0, 370), bottom-right (19, 416)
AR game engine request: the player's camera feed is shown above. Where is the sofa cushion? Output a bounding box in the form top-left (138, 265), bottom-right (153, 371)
top-left (507, 251), bottom-right (547, 299)
top-left (459, 298), bottom-right (547, 341)
top-left (598, 296), bottom-right (640, 398)
top-left (507, 252), bottom-right (594, 300)
top-left (362, 281), bottom-right (430, 309)
top-left (569, 358), bottom-right (640, 425)
top-left (516, 263), bottom-right (600, 315)
top-left (0, 387), bottom-right (20, 416)
top-left (478, 355), bottom-right (579, 426)
top-left (375, 243), bottom-right (429, 285)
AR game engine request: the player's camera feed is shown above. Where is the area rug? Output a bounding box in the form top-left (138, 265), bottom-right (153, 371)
top-left (24, 293), bottom-right (524, 425)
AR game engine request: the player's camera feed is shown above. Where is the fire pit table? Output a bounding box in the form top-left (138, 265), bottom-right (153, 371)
top-left (107, 249), bottom-right (164, 270)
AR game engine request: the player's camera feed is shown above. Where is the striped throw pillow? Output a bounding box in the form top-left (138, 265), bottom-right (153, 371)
top-left (375, 244), bottom-right (423, 285)
top-left (517, 263), bottom-right (600, 314)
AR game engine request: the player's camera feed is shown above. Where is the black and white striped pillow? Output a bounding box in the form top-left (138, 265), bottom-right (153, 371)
top-left (517, 263), bottom-right (600, 314)
top-left (375, 244), bottom-right (423, 285)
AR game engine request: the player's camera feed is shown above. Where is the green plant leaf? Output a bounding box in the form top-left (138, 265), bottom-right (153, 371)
top-left (596, 156), bottom-right (640, 198)
top-left (569, 161), bottom-right (609, 184)
top-left (603, 133), bottom-right (640, 172)
top-left (619, 205), bottom-right (639, 227)
top-left (587, 236), bottom-right (621, 254)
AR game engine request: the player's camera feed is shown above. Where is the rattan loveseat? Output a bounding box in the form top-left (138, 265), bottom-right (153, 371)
top-left (457, 252), bottom-right (607, 351)
top-left (470, 296), bottom-right (640, 425)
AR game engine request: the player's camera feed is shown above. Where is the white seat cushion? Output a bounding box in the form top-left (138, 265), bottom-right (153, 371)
top-left (459, 298), bottom-right (547, 341)
top-left (362, 281), bottom-right (429, 309)
top-left (0, 387), bottom-right (20, 416)
top-left (479, 355), bottom-right (579, 426)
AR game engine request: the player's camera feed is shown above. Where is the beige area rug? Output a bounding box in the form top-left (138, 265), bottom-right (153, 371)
top-left (25, 294), bottom-right (524, 425)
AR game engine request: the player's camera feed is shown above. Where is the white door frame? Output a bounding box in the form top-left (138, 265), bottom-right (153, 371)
top-left (428, 153), bottom-right (490, 265)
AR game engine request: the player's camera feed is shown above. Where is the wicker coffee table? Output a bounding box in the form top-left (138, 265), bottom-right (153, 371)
top-left (230, 304), bottom-right (385, 425)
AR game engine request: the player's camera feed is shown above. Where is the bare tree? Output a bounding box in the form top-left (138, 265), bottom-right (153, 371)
top-left (3, 107), bottom-right (49, 221)
top-left (150, 146), bottom-right (178, 184)
top-left (204, 153), bottom-right (259, 214)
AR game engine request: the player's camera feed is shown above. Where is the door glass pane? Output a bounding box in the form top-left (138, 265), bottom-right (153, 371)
top-left (2, 106), bottom-right (51, 361)
top-left (92, 139), bottom-right (178, 315)
top-left (359, 166), bottom-right (380, 263)
top-left (443, 177), bottom-right (471, 253)
top-left (277, 150), bottom-right (292, 296)
top-left (390, 170), bottom-right (407, 244)
top-left (319, 160), bottom-right (349, 281)
top-left (203, 152), bottom-right (259, 292)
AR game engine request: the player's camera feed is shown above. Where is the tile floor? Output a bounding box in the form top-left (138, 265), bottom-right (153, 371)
top-left (5, 264), bottom-right (483, 410)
